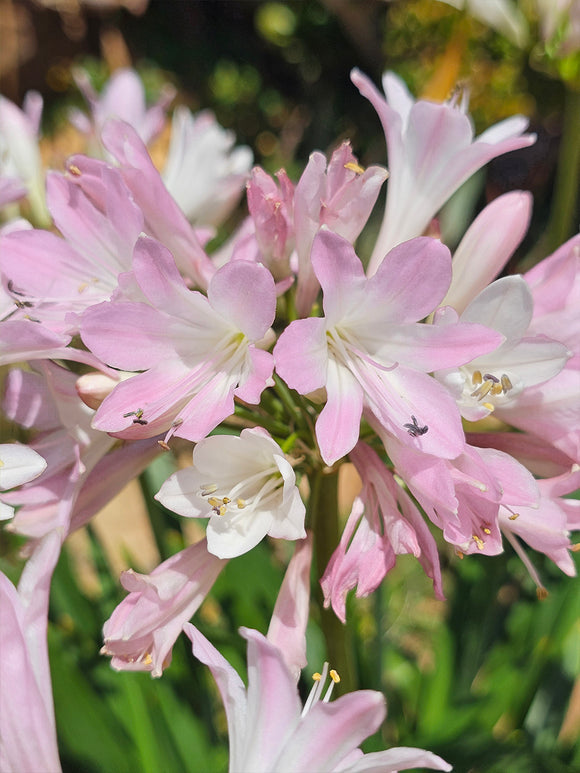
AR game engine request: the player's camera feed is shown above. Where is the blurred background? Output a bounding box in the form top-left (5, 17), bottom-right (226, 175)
top-left (1, 1), bottom-right (579, 771)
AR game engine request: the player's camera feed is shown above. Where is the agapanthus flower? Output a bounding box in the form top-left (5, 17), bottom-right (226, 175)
top-left (81, 236), bottom-right (277, 444)
top-left (351, 68), bottom-right (535, 272)
top-left (162, 107), bottom-right (253, 227)
top-left (274, 229), bottom-right (503, 465)
top-left (321, 441), bottom-right (444, 623)
top-left (70, 67), bottom-right (175, 152)
top-left (101, 538), bottom-right (226, 677)
top-left (0, 91), bottom-right (48, 224)
top-left (0, 162), bottom-right (143, 333)
top-left (435, 276), bottom-right (570, 422)
top-left (156, 427), bottom-right (306, 558)
top-left (185, 624), bottom-right (452, 773)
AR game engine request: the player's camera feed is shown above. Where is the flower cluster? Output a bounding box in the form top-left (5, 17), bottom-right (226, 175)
top-left (1, 63), bottom-right (578, 771)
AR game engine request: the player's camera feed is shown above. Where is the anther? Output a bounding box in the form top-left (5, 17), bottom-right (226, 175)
top-left (472, 370), bottom-right (483, 386)
top-left (536, 587), bottom-right (549, 601)
top-left (471, 381), bottom-right (493, 400)
top-left (344, 161), bottom-right (365, 174)
top-left (207, 497), bottom-right (222, 508)
top-left (201, 484), bottom-right (218, 496)
top-left (222, 497), bottom-right (231, 504)
top-left (312, 672), bottom-right (322, 682)
top-left (472, 534), bottom-right (485, 550)
top-left (483, 527), bottom-right (491, 535)
top-left (483, 373), bottom-right (500, 383)
top-left (68, 164), bottom-right (82, 176)
top-left (491, 382), bottom-right (503, 396)
top-left (482, 402), bottom-right (495, 412)
top-left (236, 498), bottom-right (246, 509)
top-left (329, 670), bottom-right (340, 683)
top-left (501, 374), bottom-right (513, 392)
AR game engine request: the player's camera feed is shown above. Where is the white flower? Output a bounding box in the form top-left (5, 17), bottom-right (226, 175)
top-left (435, 276), bottom-right (571, 421)
top-left (162, 107), bottom-right (253, 227)
top-left (0, 443), bottom-right (47, 520)
top-left (155, 427), bottom-right (306, 558)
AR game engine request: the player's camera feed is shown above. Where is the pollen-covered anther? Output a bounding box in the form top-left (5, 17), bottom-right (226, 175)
top-left (207, 497), bottom-right (222, 508)
top-left (329, 669), bottom-right (340, 683)
top-left (500, 374), bottom-right (513, 392)
top-left (236, 498), bottom-right (246, 509)
top-left (68, 163), bottom-right (82, 177)
top-left (472, 534), bottom-right (485, 550)
top-left (536, 587), bottom-right (549, 601)
top-left (482, 402), bottom-right (495, 412)
top-left (312, 672), bottom-right (322, 682)
top-left (483, 527), bottom-right (491, 535)
top-left (471, 370), bottom-right (483, 386)
top-left (200, 483), bottom-right (218, 496)
top-left (222, 497), bottom-right (231, 505)
top-left (471, 371), bottom-right (513, 402)
top-left (344, 161), bottom-right (365, 174)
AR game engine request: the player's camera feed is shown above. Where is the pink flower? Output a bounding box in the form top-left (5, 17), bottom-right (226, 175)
top-left (184, 624), bottom-right (452, 773)
top-left (81, 236), bottom-right (276, 444)
top-left (0, 91), bottom-right (48, 224)
top-left (0, 531), bottom-right (62, 772)
top-left (383, 431), bottom-right (539, 557)
top-left (93, 119), bottom-right (216, 288)
top-left (322, 442), bottom-right (444, 623)
top-left (70, 67), bottom-right (175, 151)
top-left (500, 465), bottom-right (580, 581)
top-left (274, 229), bottom-right (503, 465)
top-left (0, 162), bottom-right (143, 334)
top-left (1, 363), bottom-right (158, 539)
top-left (155, 427), bottom-right (306, 559)
top-left (102, 538), bottom-right (226, 677)
top-left (292, 142), bottom-right (387, 316)
top-left (351, 68), bottom-right (535, 272)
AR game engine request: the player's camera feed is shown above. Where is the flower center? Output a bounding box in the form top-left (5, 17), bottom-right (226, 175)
top-left (198, 465), bottom-right (283, 518)
top-left (465, 369), bottom-right (516, 412)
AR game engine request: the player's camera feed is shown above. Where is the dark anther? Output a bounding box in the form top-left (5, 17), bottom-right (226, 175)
top-left (483, 373), bottom-right (500, 383)
top-left (404, 415), bottom-right (429, 437)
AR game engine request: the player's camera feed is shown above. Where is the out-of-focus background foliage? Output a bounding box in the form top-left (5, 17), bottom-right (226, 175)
top-left (1, 1), bottom-right (579, 771)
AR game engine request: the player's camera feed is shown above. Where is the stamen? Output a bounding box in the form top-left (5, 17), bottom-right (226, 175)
top-left (501, 374), bottom-right (513, 392)
top-left (482, 402), bottom-right (495, 412)
top-left (483, 373), bottom-right (500, 383)
top-left (207, 497), bottom-right (222, 508)
top-left (222, 497), bottom-right (231, 504)
top-left (472, 534), bottom-right (485, 550)
top-left (491, 382), bottom-right (503, 396)
top-left (471, 380), bottom-right (493, 400)
top-left (472, 370), bottom-right (483, 386)
top-left (68, 163), bottom-right (82, 176)
top-left (483, 527), bottom-right (491, 535)
top-left (323, 670), bottom-right (341, 702)
top-left (344, 161), bottom-right (365, 174)
top-left (201, 484), bottom-right (218, 496)
top-left (236, 498), bottom-right (246, 509)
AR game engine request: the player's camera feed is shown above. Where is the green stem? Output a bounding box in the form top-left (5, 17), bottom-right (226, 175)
top-left (524, 84), bottom-right (580, 267)
top-left (309, 466), bottom-right (357, 695)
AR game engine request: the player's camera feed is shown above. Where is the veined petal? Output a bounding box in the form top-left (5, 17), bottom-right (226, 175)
top-left (342, 746), bottom-right (452, 772)
top-left (273, 691), bottom-right (386, 773)
top-left (240, 629), bottom-right (303, 773)
top-left (80, 300), bottom-right (172, 370)
top-left (209, 261), bottom-right (276, 340)
top-left (184, 624), bottom-right (249, 770)
top-left (274, 317), bottom-right (329, 394)
top-left (316, 359), bottom-right (364, 465)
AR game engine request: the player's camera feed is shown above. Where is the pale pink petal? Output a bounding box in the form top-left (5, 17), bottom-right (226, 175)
top-left (274, 317), bottom-right (329, 394)
top-left (267, 533), bottom-right (313, 681)
top-left (316, 359), bottom-right (364, 465)
top-left (342, 746), bottom-right (452, 772)
top-left (208, 261), bottom-right (276, 340)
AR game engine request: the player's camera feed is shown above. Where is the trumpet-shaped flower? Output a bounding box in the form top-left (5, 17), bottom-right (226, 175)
top-left (322, 442), bottom-right (444, 622)
top-left (185, 624), bottom-right (451, 773)
top-left (435, 276), bottom-right (570, 422)
top-left (274, 229), bottom-right (503, 465)
top-left (96, 119), bottom-right (216, 288)
top-left (70, 67), bottom-right (175, 151)
top-left (0, 162), bottom-right (143, 333)
top-left (351, 68), bottom-right (535, 272)
top-left (102, 538), bottom-right (226, 677)
top-left (156, 427), bottom-right (306, 558)
top-left (81, 236), bottom-right (276, 444)
top-left (0, 443), bottom-right (47, 521)
top-left (162, 107), bottom-right (253, 227)
top-left (0, 91), bottom-right (48, 224)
